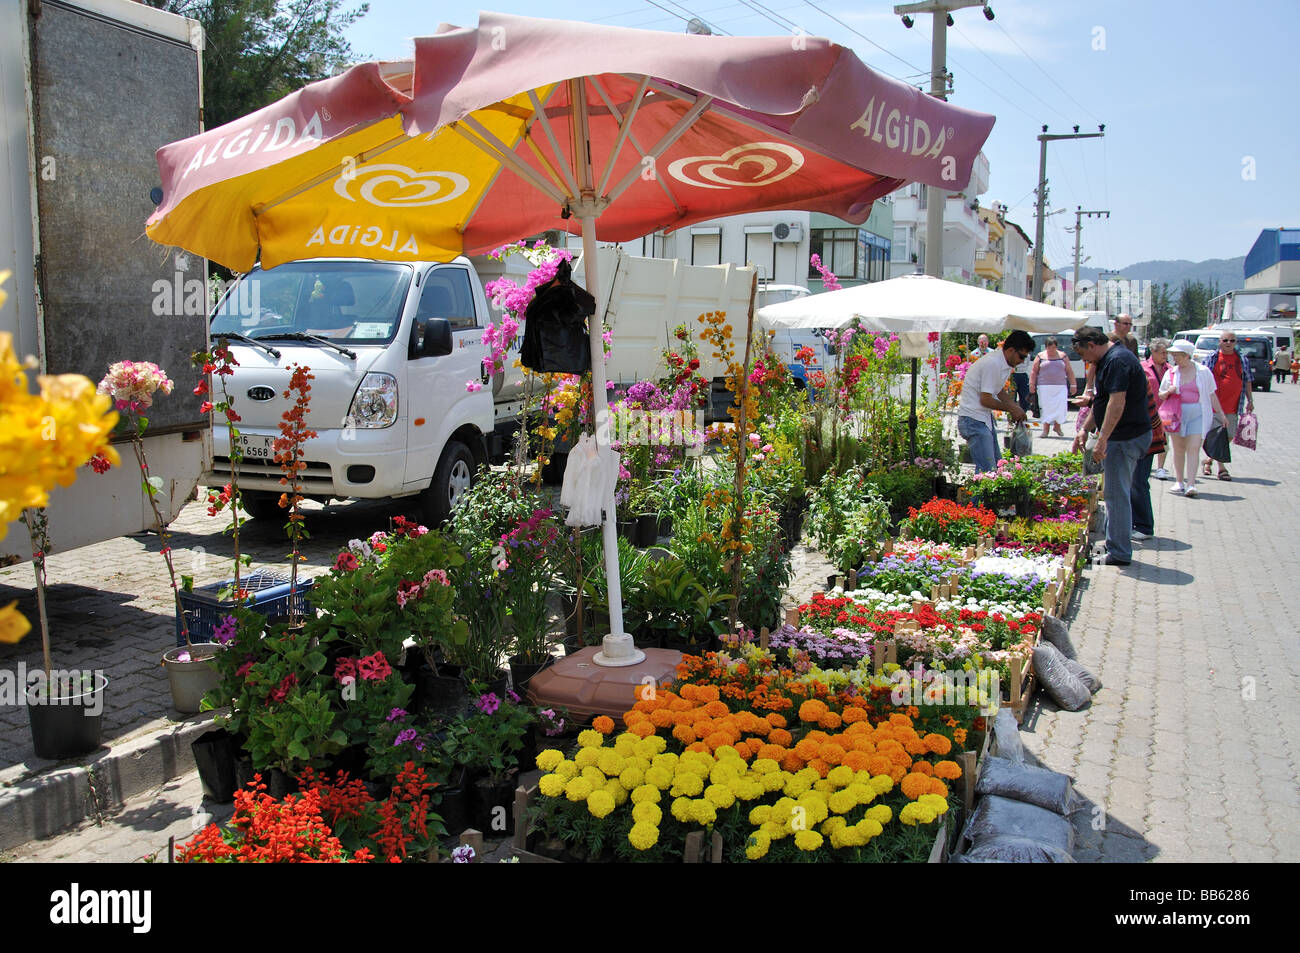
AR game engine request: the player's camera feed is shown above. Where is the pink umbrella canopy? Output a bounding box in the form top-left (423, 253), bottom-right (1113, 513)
top-left (145, 11), bottom-right (996, 668)
top-left (147, 12), bottom-right (995, 270)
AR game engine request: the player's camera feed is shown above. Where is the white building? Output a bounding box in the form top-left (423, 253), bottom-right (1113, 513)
top-left (888, 151), bottom-right (990, 282)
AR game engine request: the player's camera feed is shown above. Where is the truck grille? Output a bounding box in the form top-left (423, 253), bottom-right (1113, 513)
top-left (210, 456), bottom-right (335, 489)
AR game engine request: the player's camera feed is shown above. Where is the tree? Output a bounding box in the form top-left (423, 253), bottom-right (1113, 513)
top-left (1147, 282), bottom-right (1176, 339)
top-left (146, 0), bottom-right (370, 130)
top-left (1175, 279), bottom-right (1220, 333)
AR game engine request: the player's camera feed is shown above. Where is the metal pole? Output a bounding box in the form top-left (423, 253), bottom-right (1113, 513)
top-left (1072, 206), bottom-right (1083, 311)
top-left (909, 357), bottom-right (919, 461)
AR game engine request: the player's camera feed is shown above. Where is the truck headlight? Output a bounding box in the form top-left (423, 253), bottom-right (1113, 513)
top-left (348, 373), bottom-right (398, 428)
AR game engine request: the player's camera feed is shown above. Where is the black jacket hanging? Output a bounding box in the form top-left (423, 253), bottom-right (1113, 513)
top-left (520, 258), bottom-right (595, 375)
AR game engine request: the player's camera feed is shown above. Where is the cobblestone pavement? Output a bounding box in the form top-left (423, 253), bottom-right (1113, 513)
top-left (4, 396), bottom-right (1298, 861)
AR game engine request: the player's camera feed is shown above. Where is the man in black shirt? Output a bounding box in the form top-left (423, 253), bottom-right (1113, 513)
top-left (1071, 326), bottom-right (1152, 565)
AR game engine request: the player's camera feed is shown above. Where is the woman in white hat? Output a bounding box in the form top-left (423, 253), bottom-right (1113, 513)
top-left (1157, 340), bottom-right (1226, 497)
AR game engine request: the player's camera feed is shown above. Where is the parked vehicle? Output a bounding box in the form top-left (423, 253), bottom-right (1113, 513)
top-left (207, 248), bottom-right (757, 520)
top-left (1, 0), bottom-right (209, 560)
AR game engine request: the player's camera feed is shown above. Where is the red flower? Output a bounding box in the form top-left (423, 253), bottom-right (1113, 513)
top-left (334, 658), bottom-right (358, 682)
top-left (89, 453), bottom-right (112, 475)
top-left (199, 401), bottom-right (214, 414)
top-left (193, 379), bottom-right (209, 396)
top-left (358, 652), bottom-right (392, 681)
top-left (333, 551), bottom-right (359, 572)
top-left (268, 673), bottom-right (297, 704)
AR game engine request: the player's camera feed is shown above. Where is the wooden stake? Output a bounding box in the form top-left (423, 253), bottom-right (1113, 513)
top-left (759, 626), bottom-right (770, 650)
top-left (785, 607), bottom-right (800, 628)
top-left (847, 569), bottom-right (858, 590)
top-left (460, 829), bottom-right (485, 863)
top-left (884, 538), bottom-right (894, 555)
top-left (930, 584), bottom-right (941, 601)
top-left (872, 643), bottom-right (885, 675)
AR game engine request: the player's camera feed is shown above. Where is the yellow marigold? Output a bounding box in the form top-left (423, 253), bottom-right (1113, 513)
top-left (934, 760), bottom-right (962, 780)
top-left (619, 765), bottom-right (646, 790)
top-left (581, 766), bottom-right (606, 788)
top-left (592, 715), bottom-right (615, 734)
top-left (734, 779), bottom-right (764, 801)
top-left (709, 762), bottom-right (739, 785)
top-left (847, 783), bottom-right (875, 806)
top-left (613, 733), bottom-right (639, 755)
top-left (749, 804), bottom-right (773, 826)
top-left (645, 766), bottom-right (673, 790)
top-left (632, 801), bottom-right (662, 825)
top-left (704, 784), bottom-right (736, 809)
top-left (690, 799), bottom-right (718, 826)
top-left (821, 816), bottom-right (848, 836)
top-left (578, 729), bottom-right (604, 748)
top-left (750, 757), bottom-right (779, 775)
top-left (813, 779), bottom-right (836, 796)
top-left (564, 777), bottom-right (594, 802)
top-left (650, 751), bottom-right (678, 771)
top-left (538, 773), bottom-right (565, 798)
top-left (628, 822), bottom-right (659, 851)
top-left (870, 774), bottom-right (895, 795)
top-left (826, 765), bottom-right (854, 788)
top-left (745, 830), bottom-right (771, 861)
top-left (866, 804), bottom-right (892, 826)
top-left (918, 793), bottom-right (950, 816)
top-left (670, 772), bottom-right (704, 798)
top-left (828, 790), bottom-right (857, 815)
top-left (631, 783), bottom-right (661, 804)
top-left (595, 750), bottom-right (625, 776)
top-left (794, 829), bottom-right (824, 851)
top-left (854, 818), bottom-right (884, 842)
top-left (783, 773), bottom-right (813, 798)
top-left (574, 747), bottom-right (601, 769)
top-left (605, 779), bottom-right (628, 807)
top-left (796, 794), bottom-right (830, 826)
top-left (535, 749), bottom-right (564, 772)
top-left (899, 801), bottom-right (937, 826)
top-left (762, 771), bottom-right (787, 793)
top-left (924, 732), bottom-right (953, 755)
top-left (587, 789), bottom-right (616, 818)
top-left (555, 760), bottom-right (578, 780)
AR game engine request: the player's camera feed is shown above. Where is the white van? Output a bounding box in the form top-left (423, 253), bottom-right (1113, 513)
top-left (208, 257), bottom-right (495, 524)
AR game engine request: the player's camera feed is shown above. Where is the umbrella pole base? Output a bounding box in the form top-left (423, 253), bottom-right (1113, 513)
top-left (592, 634), bottom-right (646, 668)
top-left (526, 647), bottom-right (681, 720)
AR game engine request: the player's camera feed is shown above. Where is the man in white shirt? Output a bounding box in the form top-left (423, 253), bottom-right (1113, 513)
top-left (957, 330), bottom-right (1033, 472)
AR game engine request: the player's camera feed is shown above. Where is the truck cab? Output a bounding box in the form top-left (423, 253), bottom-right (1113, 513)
top-left (208, 257), bottom-right (494, 523)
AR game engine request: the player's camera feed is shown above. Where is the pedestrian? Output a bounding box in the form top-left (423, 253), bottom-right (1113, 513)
top-left (1071, 325), bottom-right (1151, 565)
top-left (1160, 340), bottom-right (1227, 497)
top-left (957, 330), bottom-right (1033, 473)
top-left (1201, 330), bottom-right (1254, 481)
top-left (971, 334), bottom-right (991, 358)
top-left (1273, 343), bottom-right (1292, 385)
top-left (1029, 336), bottom-right (1074, 437)
top-left (1143, 338), bottom-right (1173, 480)
top-left (1292, 354), bottom-right (1299, 384)
top-left (1131, 342), bottom-right (1167, 541)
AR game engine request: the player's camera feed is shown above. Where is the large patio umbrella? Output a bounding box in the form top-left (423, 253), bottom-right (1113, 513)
top-left (145, 12), bottom-right (995, 667)
top-left (756, 274), bottom-right (1087, 458)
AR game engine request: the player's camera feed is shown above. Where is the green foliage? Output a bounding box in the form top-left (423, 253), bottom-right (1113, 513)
top-left (807, 470), bottom-right (891, 573)
top-left (625, 555), bottom-right (734, 649)
top-left (862, 466), bottom-right (933, 513)
top-left (240, 625), bottom-right (345, 773)
top-left (441, 700), bottom-right (533, 784)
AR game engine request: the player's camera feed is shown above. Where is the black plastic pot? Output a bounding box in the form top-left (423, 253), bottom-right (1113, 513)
top-left (635, 513), bottom-right (659, 547)
top-left (268, 767), bottom-right (299, 799)
top-left (26, 673), bottom-right (108, 761)
top-left (471, 770), bottom-right (518, 836)
top-left (508, 653), bottom-right (552, 693)
top-left (617, 519), bottom-right (636, 542)
top-left (657, 514), bottom-right (673, 539)
top-left (236, 757), bottom-right (258, 791)
top-left (414, 663), bottom-right (467, 717)
top-left (463, 669), bottom-right (509, 700)
top-left (192, 729), bottom-right (239, 804)
top-left (436, 767), bottom-right (470, 836)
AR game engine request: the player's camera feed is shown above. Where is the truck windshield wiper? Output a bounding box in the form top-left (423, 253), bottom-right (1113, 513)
top-left (211, 332), bottom-right (281, 359)
top-left (255, 332), bottom-right (357, 360)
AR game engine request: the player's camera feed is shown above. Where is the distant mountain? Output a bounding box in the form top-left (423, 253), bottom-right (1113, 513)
top-left (1057, 257), bottom-right (1246, 291)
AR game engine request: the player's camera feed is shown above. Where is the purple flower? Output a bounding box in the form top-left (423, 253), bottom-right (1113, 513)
top-left (452, 845), bottom-right (475, 863)
top-left (476, 692), bottom-right (500, 715)
top-left (507, 689), bottom-right (521, 703)
top-left (212, 614), bottom-right (237, 646)
top-left (386, 707), bottom-right (407, 722)
top-left (394, 728), bottom-right (418, 746)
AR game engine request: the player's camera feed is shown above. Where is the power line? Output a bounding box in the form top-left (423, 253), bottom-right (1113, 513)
top-left (799, 0), bottom-right (925, 81)
top-left (951, 21), bottom-right (1071, 124)
top-left (992, 19), bottom-right (1101, 124)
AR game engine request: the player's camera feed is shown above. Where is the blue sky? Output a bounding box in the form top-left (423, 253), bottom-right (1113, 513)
top-left (343, 1), bottom-right (1300, 272)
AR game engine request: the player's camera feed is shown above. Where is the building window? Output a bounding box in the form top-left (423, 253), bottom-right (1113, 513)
top-left (891, 227), bottom-right (911, 263)
top-left (744, 231), bottom-right (775, 280)
top-left (808, 228), bottom-right (857, 280)
top-left (691, 230), bottom-right (721, 266)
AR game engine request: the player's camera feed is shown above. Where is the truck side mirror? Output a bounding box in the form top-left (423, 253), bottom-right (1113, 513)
top-left (420, 317), bottom-right (453, 357)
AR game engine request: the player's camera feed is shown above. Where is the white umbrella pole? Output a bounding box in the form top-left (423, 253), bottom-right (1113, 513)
top-left (580, 216), bottom-right (644, 667)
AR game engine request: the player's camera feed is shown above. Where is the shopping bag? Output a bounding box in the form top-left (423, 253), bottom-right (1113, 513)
top-left (1082, 431), bottom-right (1104, 476)
top-left (1204, 423), bottom-right (1232, 463)
top-left (1156, 396), bottom-right (1180, 435)
top-left (1008, 422), bottom-right (1033, 458)
top-left (1232, 412), bottom-right (1258, 450)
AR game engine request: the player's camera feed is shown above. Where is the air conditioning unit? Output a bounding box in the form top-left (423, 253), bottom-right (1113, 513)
top-left (772, 222), bottom-right (802, 243)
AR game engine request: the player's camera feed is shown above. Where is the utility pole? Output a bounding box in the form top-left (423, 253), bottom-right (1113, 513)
top-left (1071, 207), bottom-right (1110, 309)
top-left (1030, 125), bottom-right (1105, 302)
top-left (895, 0), bottom-right (990, 279)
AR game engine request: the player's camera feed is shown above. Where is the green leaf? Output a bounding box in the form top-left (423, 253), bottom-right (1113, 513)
top-left (180, 574), bottom-right (194, 592)
top-left (146, 475), bottom-right (164, 493)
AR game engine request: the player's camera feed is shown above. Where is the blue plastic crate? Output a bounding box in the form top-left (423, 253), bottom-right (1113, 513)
top-left (175, 569), bottom-right (314, 646)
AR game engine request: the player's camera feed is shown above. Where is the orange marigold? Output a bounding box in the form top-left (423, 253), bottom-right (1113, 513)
top-left (623, 710), bottom-right (649, 727)
top-left (867, 755), bottom-right (893, 776)
top-left (592, 716), bottom-right (615, 734)
top-left (758, 743), bottom-right (787, 762)
top-left (672, 724), bottom-right (697, 744)
top-left (768, 728), bottom-right (793, 748)
top-left (889, 713), bottom-right (913, 728)
top-left (903, 736), bottom-right (930, 756)
top-left (849, 737), bottom-right (876, 754)
top-left (798, 699), bottom-right (829, 723)
top-left (704, 731), bottom-right (733, 751)
top-left (794, 739), bottom-right (821, 761)
top-left (808, 758), bottom-right (831, 778)
top-left (928, 778), bottom-right (949, 797)
top-left (668, 696), bottom-right (694, 712)
top-left (911, 760), bottom-right (934, 776)
top-left (888, 764), bottom-right (909, 783)
top-left (842, 706), bottom-right (868, 724)
top-left (818, 711), bottom-right (843, 730)
top-left (628, 721), bottom-right (656, 738)
top-left (650, 709), bottom-right (674, 728)
top-left (780, 751), bottom-right (806, 773)
top-left (924, 733), bottom-right (953, 756)
top-left (703, 700), bottom-right (730, 718)
top-left (679, 685), bottom-right (699, 701)
top-left (953, 728), bottom-right (968, 746)
top-left (766, 713), bottom-right (788, 729)
top-left (933, 760), bottom-right (962, 780)
top-left (686, 741), bottom-right (709, 754)
top-left (841, 750), bottom-right (872, 772)
top-left (697, 685), bottom-right (720, 703)
top-left (820, 742), bottom-right (846, 764)
top-left (900, 772), bottom-right (932, 800)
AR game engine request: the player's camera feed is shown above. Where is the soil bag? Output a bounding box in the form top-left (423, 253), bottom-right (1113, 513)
top-left (976, 756), bottom-right (1078, 815)
top-left (1062, 657), bottom-right (1102, 694)
top-left (965, 794), bottom-right (1075, 856)
top-left (991, 708), bottom-right (1025, 763)
top-left (1039, 614), bottom-right (1076, 659)
top-left (957, 836), bottom-right (1075, 863)
top-left (1033, 643), bottom-right (1091, 711)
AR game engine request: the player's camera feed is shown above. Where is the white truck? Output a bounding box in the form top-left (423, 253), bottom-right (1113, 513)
top-left (206, 248), bottom-right (756, 521)
top-left (0, 0), bottom-right (210, 561)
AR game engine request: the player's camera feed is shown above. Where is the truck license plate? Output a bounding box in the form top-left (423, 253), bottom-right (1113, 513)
top-left (238, 434), bottom-right (275, 460)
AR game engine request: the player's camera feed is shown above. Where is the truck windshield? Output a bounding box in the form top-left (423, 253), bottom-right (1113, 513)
top-left (211, 261), bottom-right (413, 345)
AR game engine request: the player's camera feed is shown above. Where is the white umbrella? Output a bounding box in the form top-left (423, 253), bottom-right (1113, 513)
top-left (756, 274), bottom-right (1089, 459)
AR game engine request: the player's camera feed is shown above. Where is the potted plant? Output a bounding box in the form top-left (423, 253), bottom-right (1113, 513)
top-left (499, 507), bottom-right (561, 688)
top-left (442, 691), bottom-right (533, 835)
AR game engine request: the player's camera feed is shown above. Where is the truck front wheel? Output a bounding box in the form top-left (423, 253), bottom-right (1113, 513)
top-left (422, 441), bottom-right (475, 525)
top-left (241, 490), bottom-right (285, 521)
